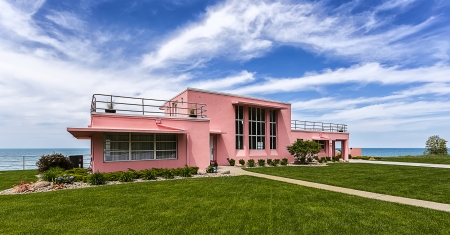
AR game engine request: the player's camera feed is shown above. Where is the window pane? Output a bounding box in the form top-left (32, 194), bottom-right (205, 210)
top-left (131, 133), bottom-right (154, 141)
top-left (104, 151), bottom-right (129, 161)
top-left (235, 120), bottom-right (239, 134)
top-left (131, 151), bottom-right (154, 160)
top-left (156, 134), bottom-right (176, 141)
top-left (131, 142), bottom-right (154, 150)
top-left (261, 109), bottom-right (265, 121)
top-left (156, 151), bottom-right (177, 159)
top-left (238, 121), bottom-right (243, 134)
top-left (106, 142), bottom-right (129, 151)
top-left (251, 122), bottom-right (257, 135)
top-left (261, 123), bottom-right (265, 135)
top-left (156, 142), bottom-right (176, 150)
top-left (104, 133), bottom-right (129, 141)
top-left (235, 106), bottom-right (239, 119)
top-left (238, 106), bottom-right (243, 119)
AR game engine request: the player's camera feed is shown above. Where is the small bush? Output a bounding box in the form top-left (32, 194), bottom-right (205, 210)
top-left (273, 159), bottom-right (280, 166)
top-left (326, 157), bottom-right (331, 161)
top-left (247, 159), bottom-right (255, 167)
top-left (348, 154), bottom-right (353, 159)
top-left (307, 157), bottom-right (313, 163)
top-left (141, 169), bottom-right (157, 180)
top-left (239, 159), bottom-right (245, 166)
top-left (189, 166), bottom-right (199, 175)
top-left (162, 169), bottom-right (175, 179)
top-left (88, 172), bottom-right (106, 185)
top-left (104, 171), bottom-right (122, 181)
top-left (36, 153), bottom-right (73, 173)
top-left (281, 158), bottom-right (288, 166)
top-left (42, 167), bottom-right (64, 182)
top-left (179, 165), bottom-right (192, 177)
top-left (54, 174), bottom-right (75, 184)
top-left (210, 160), bottom-right (218, 167)
top-left (228, 158), bottom-right (236, 166)
top-left (119, 171), bottom-right (135, 182)
top-left (267, 159), bottom-right (273, 166)
top-left (314, 156), bottom-right (319, 161)
top-left (258, 159), bottom-right (265, 167)
top-left (206, 165), bottom-right (215, 173)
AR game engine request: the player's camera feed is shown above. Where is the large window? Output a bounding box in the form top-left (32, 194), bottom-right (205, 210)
top-left (235, 106), bottom-right (244, 149)
top-left (269, 110), bottom-right (277, 149)
top-left (249, 107), bottom-right (265, 149)
top-left (104, 133), bottom-right (177, 162)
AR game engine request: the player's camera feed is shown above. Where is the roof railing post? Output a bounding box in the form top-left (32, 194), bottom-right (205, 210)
top-left (142, 98), bottom-right (145, 115)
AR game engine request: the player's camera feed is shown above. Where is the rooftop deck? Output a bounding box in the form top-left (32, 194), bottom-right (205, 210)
top-left (91, 94), bottom-right (207, 118)
top-left (291, 120), bottom-right (347, 133)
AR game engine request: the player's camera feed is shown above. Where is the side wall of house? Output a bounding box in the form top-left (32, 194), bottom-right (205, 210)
top-left (90, 114), bottom-right (210, 172)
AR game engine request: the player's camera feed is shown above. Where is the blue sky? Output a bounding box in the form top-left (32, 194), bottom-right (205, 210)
top-left (1, 0), bottom-right (450, 148)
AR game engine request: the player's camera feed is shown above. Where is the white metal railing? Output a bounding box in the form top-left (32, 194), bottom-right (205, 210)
top-left (0, 155), bottom-right (91, 171)
top-left (291, 120), bottom-right (347, 133)
top-left (91, 94), bottom-right (207, 118)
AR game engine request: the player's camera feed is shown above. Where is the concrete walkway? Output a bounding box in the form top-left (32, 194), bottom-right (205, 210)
top-left (349, 159), bottom-right (450, 168)
top-left (220, 166), bottom-right (450, 213)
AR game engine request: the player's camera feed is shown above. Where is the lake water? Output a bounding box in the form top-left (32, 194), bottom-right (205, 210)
top-left (0, 148), bottom-right (441, 171)
top-left (0, 148), bottom-right (90, 171)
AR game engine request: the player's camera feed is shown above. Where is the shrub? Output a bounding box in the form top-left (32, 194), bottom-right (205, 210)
top-left (267, 159), bottom-right (273, 166)
top-left (188, 166), bottom-right (199, 175)
top-left (88, 172), bottom-right (106, 185)
top-left (228, 158), bottom-right (236, 166)
top-left (326, 156), bottom-right (331, 161)
top-left (273, 159), bottom-right (280, 166)
top-left (286, 139), bottom-right (321, 162)
top-left (178, 165), bottom-right (192, 177)
top-left (238, 159), bottom-right (245, 166)
top-left (281, 158), bottom-right (288, 166)
top-left (104, 171), bottom-right (122, 181)
top-left (314, 156), bottom-right (319, 161)
top-left (42, 167), bottom-right (64, 182)
top-left (162, 169), bottom-right (175, 179)
top-left (206, 165), bottom-right (215, 173)
top-left (348, 154), bottom-right (353, 159)
top-left (119, 171), bottom-right (135, 182)
top-left (307, 157), bottom-right (313, 163)
top-left (258, 159), bottom-right (265, 167)
top-left (247, 159), bottom-right (255, 167)
top-left (210, 160), bottom-right (218, 167)
top-left (141, 169), bottom-right (157, 180)
top-left (54, 174), bottom-right (75, 184)
top-left (36, 153), bottom-right (73, 173)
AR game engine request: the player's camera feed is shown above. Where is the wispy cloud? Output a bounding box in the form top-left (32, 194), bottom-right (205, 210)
top-left (141, 0), bottom-right (448, 70)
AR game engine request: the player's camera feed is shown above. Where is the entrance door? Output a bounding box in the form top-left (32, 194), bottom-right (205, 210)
top-left (210, 135), bottom-right (214, 161)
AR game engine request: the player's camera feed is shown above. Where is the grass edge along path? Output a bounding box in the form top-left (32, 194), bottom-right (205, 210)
top-left (1, 176), bottom-right (450, 234)
top-left (378, 154), bottom-right (450, 165)
top-left (244, 163), bottom-right (450, 205)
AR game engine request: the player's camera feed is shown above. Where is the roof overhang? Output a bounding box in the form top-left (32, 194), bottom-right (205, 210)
top-left (67, 127), bottom-right (186, 139)
top-left (232, 101), bottom-right (288, 109)
top-left (210, 130), bottom-right (227, 134)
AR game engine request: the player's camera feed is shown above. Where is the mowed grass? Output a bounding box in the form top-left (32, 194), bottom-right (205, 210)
top-left (245, 164), bottom-right (450, 204)
top-left (0, 170), bottom-right (38, 190)
top-left (379, 154), bottom-right (450, 164)
top-left (1, 176), bottom-right (450, 234)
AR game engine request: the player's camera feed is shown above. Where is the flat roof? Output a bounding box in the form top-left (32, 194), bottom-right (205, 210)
top-left (169, 87), bottom-right (291, 105)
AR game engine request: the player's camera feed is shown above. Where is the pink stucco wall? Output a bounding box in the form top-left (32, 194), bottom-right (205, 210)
top-left (89, 113), bottom-right (210, 172)
top-left (350, 148), bottom-right (362, 157)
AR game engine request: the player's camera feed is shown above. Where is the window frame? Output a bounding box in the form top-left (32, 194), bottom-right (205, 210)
top-left (249, 107), bottom-right (266, 150)
top-left (104, 133), bottom-right (177, 162)
top-left (235, 106), bottom-right (244, 150)
top-left (269, 110), bottom-right (277, 149)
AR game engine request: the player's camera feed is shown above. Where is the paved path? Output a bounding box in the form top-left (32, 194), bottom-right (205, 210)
top-left (219, 166), bottom-right (450, 213)
top-left (349, 159), bottom-right (450, 168)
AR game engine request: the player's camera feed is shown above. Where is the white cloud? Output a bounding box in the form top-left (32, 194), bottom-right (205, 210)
top-left (141, 0), bottom-right (447, 70)
top-left (190, 70), bottom-right (255, 90)
top-left (229, 63), bottom-right (450, 95)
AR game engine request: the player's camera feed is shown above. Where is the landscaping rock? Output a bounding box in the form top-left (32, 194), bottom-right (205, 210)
top-left (34, 181), bottom-right (51, 188)
top-left (221, 170), bottom-right (230, 175)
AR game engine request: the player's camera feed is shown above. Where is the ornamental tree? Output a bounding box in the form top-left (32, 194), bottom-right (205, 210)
top-left (286, 139), bottom-right (321, 162)
top-left (424, 135), bottom-right (448, 155)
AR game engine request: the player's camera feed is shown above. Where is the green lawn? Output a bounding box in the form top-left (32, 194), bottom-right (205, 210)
top-left (379, 155), bottom-right (450, 164)
top-left (0, 176), bottom-right (449, 234)
top-left (0, 170), bottom-right (38, 190)
top-left (245, 164), bottom-right (450, 204)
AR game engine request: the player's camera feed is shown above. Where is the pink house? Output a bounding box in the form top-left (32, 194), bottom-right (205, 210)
top-left (68, 88), bottom-right (350, 172)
